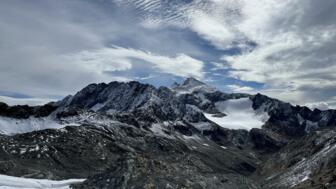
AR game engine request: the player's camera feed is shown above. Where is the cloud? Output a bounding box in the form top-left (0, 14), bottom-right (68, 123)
top-left (0, 96), bottom-right (55, 106)
top-left (227, 85), bottom-right (254, 93)
top-left (305, 102), bottom-right (331, 111)
top-left (66, 46), bottom-right (205, 79)
top-left (0, 0), bottom-right (206, 103)
top-left (0, 0), bottom-right (113, 98)
top-left (224, 0), bottom-right (336, 105)
top-left (119, 0), bottom-right (243, 49)
top-left (210, 61), bottom-right (230, 71)
top-left (189, 11), bottom-right (236, 49)
top-left (121, 0), bottom-right (336, 107)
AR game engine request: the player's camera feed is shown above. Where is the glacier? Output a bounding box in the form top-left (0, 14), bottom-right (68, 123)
top-left (204, 98), bottom-right (269, 130)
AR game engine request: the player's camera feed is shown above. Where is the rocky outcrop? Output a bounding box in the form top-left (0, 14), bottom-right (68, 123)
top-left (255, 128), bottom-right (336, 188)
top-left (249, 128), bottom-right (288, 153)
top-left (251, 94), bottom-right (336, 138)
top-left (0, 123), bottom-right (261, 189)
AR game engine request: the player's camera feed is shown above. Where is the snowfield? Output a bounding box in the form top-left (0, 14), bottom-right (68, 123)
top-left (0, 174), bottom-right (85, 189)
top-left (204, 98), bottom-right (269, 131)
top-left (0, 116), bottom-right (64, 135)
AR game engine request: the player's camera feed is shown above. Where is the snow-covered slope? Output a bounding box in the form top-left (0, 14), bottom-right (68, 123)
top-left (0, 174), bottom-right (84, 189)
top-left (204, 98), bottom-right (269, 130)
top-left (0, 116), bottom-right (64, 135)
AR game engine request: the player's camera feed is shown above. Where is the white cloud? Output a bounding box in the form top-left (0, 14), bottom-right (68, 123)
top-left (189, 11), bottom-right (236, 49)
top-left (210, 61), bottom-right (230, 71)
top-left (0, 96), bottom-right (55, 106)
top-left (305, 102), bottom-right (331, 111)
top-left (66, 49), bottom-right (133, 73)
top-left (227, 85), bottom-right (254, 93)
top-left (224, 0), bottom-right (336, 105)
top-left (66, 46), bottom-right (205, 79)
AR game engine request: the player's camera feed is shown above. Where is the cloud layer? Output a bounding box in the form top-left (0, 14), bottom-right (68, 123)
top-left (67, 47), bottom-right (204, 79)
top-left (0, 0), bottom-right (205, 100)
top-left (122, 0), bottom-right (336, 107)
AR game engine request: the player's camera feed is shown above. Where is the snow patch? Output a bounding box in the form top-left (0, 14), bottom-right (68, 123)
top-left (204, 98), bottom-right (269, 131)
top-left (174, 85), bottom-right (215, 95)
top-left (0, 116), bottom-right (64, 136)
top-left (192, 122), bottom-right (213, 131)
top-left (297, 114), bottom-right (305, 125)
top-left (0, 174), bottom-right (85, 189)
top-left (90, 103), bottom-right (105, 111)
top-left (182, 134), bottom-right (200, 141)
top-left (301, 175), bottom-right (309, 182)
top-left (305, 120), bottom-right (319, 132)
top-left (150, 123), bottom-right (170, 137)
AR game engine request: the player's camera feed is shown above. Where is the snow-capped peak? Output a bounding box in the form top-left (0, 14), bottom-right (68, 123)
top-left (172, 77), bottom-right (216, 94)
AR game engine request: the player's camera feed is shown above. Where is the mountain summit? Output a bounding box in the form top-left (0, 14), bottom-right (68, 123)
top-left (0, 79), bottom-right (336, 188)
top-left (172, 77), bottom-right (216, 94)
top-left (182, 77), bottom-right (207, 86)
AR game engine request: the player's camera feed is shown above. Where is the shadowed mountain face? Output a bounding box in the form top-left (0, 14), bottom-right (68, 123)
top-left (0, 78), bottom-right (336, 188)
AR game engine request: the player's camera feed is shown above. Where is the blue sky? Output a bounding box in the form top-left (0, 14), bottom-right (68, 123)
top-left (0, 0), bottom-right (335, 109)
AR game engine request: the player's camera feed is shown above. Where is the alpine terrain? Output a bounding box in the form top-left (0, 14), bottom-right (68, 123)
top-left (1, 78), bottom-right (336, 189)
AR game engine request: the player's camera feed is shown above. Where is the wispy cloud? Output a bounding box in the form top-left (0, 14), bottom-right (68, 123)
top-left (66, 46), bottom-right (205, 79)
top-left (227, 85), bottom-right (255, 93)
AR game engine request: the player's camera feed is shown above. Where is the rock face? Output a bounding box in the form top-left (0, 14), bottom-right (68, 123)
top-left (0, 78), bottom-right (336, 189)
top-left (251, 94), bottom-right (336, 138)
top-left (256, 129), bottom-right (336, 189)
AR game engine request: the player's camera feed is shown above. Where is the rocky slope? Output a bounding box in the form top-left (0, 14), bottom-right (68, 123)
top-left (0, 78), bottom-right (336, 189)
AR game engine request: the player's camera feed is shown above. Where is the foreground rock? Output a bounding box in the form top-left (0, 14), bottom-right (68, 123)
top-left (0, 123), bottom-right (260, 189)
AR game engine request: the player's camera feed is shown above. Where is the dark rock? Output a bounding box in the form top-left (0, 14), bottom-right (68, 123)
top-left (250, 128), bottom-right (287, 153)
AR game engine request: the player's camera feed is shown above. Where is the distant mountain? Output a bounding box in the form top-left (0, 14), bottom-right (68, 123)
top-left (0, 78), bottom-right (336, 188)
top-left (171, 77), bottom-right (217, 94)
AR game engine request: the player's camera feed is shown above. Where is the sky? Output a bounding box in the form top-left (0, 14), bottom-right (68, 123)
top-left (0, 0), bottom-right (335, 109)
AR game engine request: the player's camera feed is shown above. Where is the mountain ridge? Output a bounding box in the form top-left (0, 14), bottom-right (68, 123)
top-left (0, 78), bottom-right (336, 188)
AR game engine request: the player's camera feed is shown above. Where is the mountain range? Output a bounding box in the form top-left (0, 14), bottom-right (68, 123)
top-left (0, 78), bottom-right (336, 189)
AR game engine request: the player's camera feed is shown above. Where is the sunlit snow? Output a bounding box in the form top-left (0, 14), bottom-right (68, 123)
top-left (0, 174), bottom-right (84, 189)
top-left (204, 98), bottom-right (269, 131)
top-left (0, 116), bottom-right (64, 135)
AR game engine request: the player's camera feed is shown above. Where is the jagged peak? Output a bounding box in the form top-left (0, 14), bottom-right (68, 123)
top-left (182, 77), bottom-right (206, 87)
top-left (172, 77), bottom-right (216, 94)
